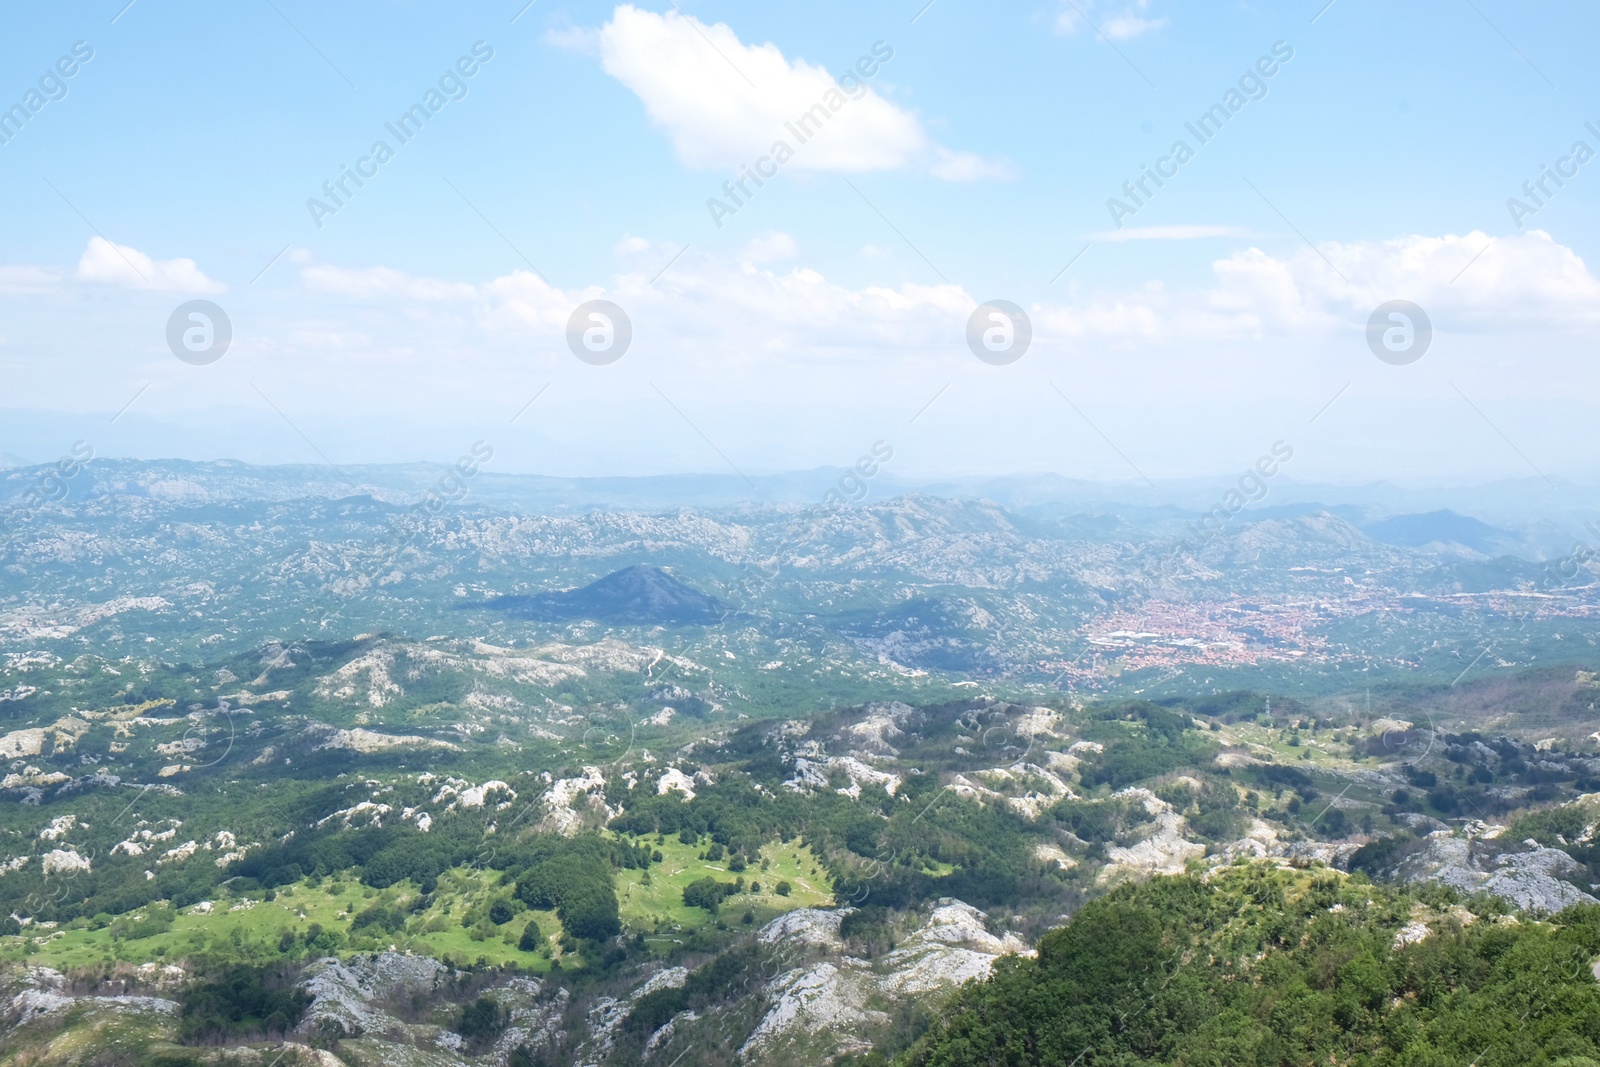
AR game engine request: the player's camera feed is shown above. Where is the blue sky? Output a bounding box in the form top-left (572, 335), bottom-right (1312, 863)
top-left (1, 0), bottom-right (1597, 485)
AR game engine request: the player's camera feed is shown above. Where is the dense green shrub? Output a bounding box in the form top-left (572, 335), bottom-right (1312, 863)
top-left (901, 871), bottom-right (1600, 1066)
top-left (625, 944), bottom-right (760, 1035)
top-left (177, 963), bottom-right (310, 1044)
top-left (682, 876), bottom-right (736, 911)
top-left (458, 995), bottom-right (505, 1054)
top-left (515, 851), bottom-right (621, 941)
top-left (349, 902), bottom-right (406, 933)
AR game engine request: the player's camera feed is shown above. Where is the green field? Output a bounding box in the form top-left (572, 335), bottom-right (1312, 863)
top-left (0, 839), bottom-right (833, 973)
top-left (2, 867), bottom-right (569, 972)
top-left (615, 836), bottom-right (833, 942)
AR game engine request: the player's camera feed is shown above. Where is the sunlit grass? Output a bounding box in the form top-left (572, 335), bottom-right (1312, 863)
top-left (3, 867), bottom-right (568, 972)
top-left (614, 836), bottom-right (832, 943)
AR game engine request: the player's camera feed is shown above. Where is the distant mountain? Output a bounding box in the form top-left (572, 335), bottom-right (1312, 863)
top-left (1415, 557), bottom-right (1550, 594)
top-left (1248, 502), bottom-right (1368, 525)
top-left (1361, 510), bottom-right (1511, 554)
top-left (834, 596), bottom-right (999, 675)
top-left (0, 456), bottom-right (1585, 534)
top-left (481, 565), bottom-right (727, 625)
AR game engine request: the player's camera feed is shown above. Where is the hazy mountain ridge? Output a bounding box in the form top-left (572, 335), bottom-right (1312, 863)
top-left (1, 457), bottom-right (1588, 541)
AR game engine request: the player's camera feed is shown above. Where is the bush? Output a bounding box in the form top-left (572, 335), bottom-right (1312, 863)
top-left (683, 877), bottom-right (736, 912)
top-left (1349, 834), bottom-right (1422, 878)
top-left (350, 903), bottom-right (406, 934)
top-left (516, 852), bottom-right (621, 942)
top-left (302, 922), bottom-right (343, 954)
top-left (904, 873), bottom-right (1600, 1066)
top-left (1508, 801), bottom-right (1596, 848)
top-left (1052, 798), bottom-right (1133, 843)
top-left (840, 906), bottom-right (894, 955)
top-left (459, 995), bottom-right (505, 1054)
top-left (775, 881), bottom-right (792, 897)
top-left (177, 963), bottom-right (310, 1044)
top-left (113, 903), bottom-right (176, 941)
top-left (625, 944), bottom-right (760, 1036)
top-left (557, 880), bottom-right (621, 940)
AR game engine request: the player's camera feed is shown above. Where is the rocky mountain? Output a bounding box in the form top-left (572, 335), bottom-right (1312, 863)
top-left (1361, 509), bottom-right (1516, 554)
top-left (3, 462), bottom-right (1600, 1065)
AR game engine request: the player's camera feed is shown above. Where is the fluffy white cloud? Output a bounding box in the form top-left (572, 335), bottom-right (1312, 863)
top-left (930, 148), bottom-right (1016, 182)
top-left (1057, 0), bottom-right (1168, 40)
top-left (282, 230), bottom-right (1598, 359)
top-left (292, 243), bottom-right (971, 363)
top-left (1103, 14), bottom-right (1169, 40)
top-left (587, 5), bottom-right (1003, 180)
top-left (0, 265), bottom-right (61, 295)
top-left (1039, 230), bottom-right (1600, 342)
top-left (301, 263), bottom-right (477, 302)
top-left (739, 231), bottom-right (799, 263)
top-left (75, 236), bottom-right (225, 293)
top-left (5, 227), bottom-right (1592, 482)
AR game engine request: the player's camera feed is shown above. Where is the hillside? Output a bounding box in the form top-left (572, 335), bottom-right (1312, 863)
top-left (2, 467), bottom-right (1600, 1064)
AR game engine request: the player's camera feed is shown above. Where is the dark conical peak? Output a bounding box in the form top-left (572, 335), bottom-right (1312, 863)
top-left (484, 565), bottom-right (727, 626)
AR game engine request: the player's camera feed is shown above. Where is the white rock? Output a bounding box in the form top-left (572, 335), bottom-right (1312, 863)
top-left (739, 962), bottom-right (884, 1061)
top-left (38, 815), bottom-right (77, 841)
top-left (657, 767), bottom-right (697, 800)
top-left (41, 849), bottom-right (91, 875)
top-left (757, 908), bottom-right (849, 950)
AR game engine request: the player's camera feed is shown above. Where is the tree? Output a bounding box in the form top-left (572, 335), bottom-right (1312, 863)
top-left (683, 877), bottom-right (735, 912)
top-left (516, 852), bottom-right (621, 942)
top-left (458, 995), bottom-right (504, 1054)
top-left (559, 880), bottom-right (621, 940)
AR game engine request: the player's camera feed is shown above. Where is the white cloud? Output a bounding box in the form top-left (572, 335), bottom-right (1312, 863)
top-left (740, 231), bottom-right (799, 263)
top-left (590, 5), bottom-right (1004, 181)
top-left (1092, 225), bottom-right (1253, 242)
top-left (929, 148), bottom-right (1016, 182)
top-left (75, 237), bottom-right (225, 294)
top-left (614, 235), bottom-right (655, 259)
top-left (543, 25), bottom-right (600, 56)
top-left (279, 229), bottom-right (1599, 359)
top-left (596, 5), bottom-right (921, 171)
top-left (0, 265), bottom-right (61, 295)
top-left (480, 268), bottom-right (579, 334)
top-left (1208, 230), bottom-right (1600, 333)
top-left (1038, 230), bottom-right (1600, 342)
top-left (276, 245), bottom-right (974, 375)
top-left (301, 263), bottom-right (477, 302)
top-left (13, 228), bottom-right (1595, 482)
top-left (1057, 0), bottom-right (1168, 40)
top-left (1103, 14), bottom-right (1169, 40)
